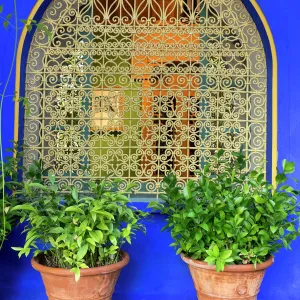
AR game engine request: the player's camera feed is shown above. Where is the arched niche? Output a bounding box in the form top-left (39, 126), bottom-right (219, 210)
top-left (15, 0), bottom-right (277, 197)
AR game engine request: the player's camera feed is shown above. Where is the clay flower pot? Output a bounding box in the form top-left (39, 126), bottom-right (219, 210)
top-left (181, 254), bottom-right (274, 300)
top-left (31, 251), bottom-right (129, 300)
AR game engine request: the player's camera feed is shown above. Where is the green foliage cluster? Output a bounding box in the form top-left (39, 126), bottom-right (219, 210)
top-left (0, 151), bottom-right (46, 248)
top-left (11, 177), bottom-right (148, 281)
top-left (0, 144), bottom-right (23, 247)
top-left (149, 150), bottom-right (300, 271)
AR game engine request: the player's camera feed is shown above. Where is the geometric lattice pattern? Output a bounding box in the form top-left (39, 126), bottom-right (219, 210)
top-left (24, 0), bottom-right (267, 198)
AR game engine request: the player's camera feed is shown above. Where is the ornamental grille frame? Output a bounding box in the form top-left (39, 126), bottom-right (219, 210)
top-left (20, 0), bottom-right (269, 198)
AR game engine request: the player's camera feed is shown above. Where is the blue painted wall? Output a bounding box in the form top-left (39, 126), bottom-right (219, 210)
top-left (1, 0), bottom-right (300, 299)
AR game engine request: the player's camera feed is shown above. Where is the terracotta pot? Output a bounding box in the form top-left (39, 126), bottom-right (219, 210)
top-left (181, 254), bottom-right (274, 300)
top-left (31, 251), bottom-right (129, 300)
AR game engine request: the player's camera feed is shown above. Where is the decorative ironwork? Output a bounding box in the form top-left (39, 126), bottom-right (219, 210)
top-left (24, 0), bottom-right (267, 198)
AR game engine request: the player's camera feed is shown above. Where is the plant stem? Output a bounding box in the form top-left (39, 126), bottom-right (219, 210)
top-left (0, 0), bottom-right (18, 249)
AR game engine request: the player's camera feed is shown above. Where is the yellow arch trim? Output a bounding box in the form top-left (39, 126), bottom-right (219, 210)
top-left (14, 0), bottom-right (45, 149)
top-left (14, 0), bottom-right (278, 185)
top-left (249, 0), bottom-right (278, 186)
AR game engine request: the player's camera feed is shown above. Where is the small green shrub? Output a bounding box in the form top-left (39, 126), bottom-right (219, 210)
top-left (149, 150), bottom-right (300, 271)
top-left (12, 176), bottom-right (148, 281)
top-left (0, 144), bottom-right (24, 248)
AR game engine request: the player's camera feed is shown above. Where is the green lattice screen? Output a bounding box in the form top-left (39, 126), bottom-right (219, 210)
top-left (24, 0), bottom-right (267, 199)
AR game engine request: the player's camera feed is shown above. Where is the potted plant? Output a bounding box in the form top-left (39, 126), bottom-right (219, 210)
top-left (149, 150), bottom-right (300, 300)
top-left (11, 175), bottom-right (148, 300)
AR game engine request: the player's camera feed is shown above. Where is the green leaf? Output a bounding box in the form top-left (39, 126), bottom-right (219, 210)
top-left (91, 212), bottom-right (97, 222)
top-left (244, 184), bottom-right (249, 194)
top-left (276, 173), bottom-right (287, 185)
top-left (253, 195), bottom-right (266, 204)
top-left (109, 245), bottom-right (119, 253)
top-left (86, 238), bottom-right (96, 246)
top-left (28, 183), bottom-right (46, 191)
top-left (125, 182), bottom-right (138, 192)
top-left (236, 207), bottom-right (245, 215)
top-left (216, 149), bottom-right (225, 158)
top-left (89, 231), bottom-right (102, 243)
top-left (187, 211), bottom-right (195, 218)
top-left (10, 204), bottom-right (36, 212)
top-left (257, 173), bottom-right (264, 183)
top-left (56, 234), bottom-right (67, 243)
top-left (258, 230), bottom-right (270, 241)
top-left (259, 247), bottom-right (269, 256)
top-left (49, 174), bottom-right (56, 185)
top-left (97, 223), bottom-right (109, 231)
top-left (200, 223), bottom-right (209, 231)
top-left (65, 206), bottom-right (84, 214)
top-left (48, 236), bottom-right (56, 248)
top-left (94, 210), bottom-right (114, 220)
top-left (282, 159), bottom-right (287, 170)
top-left (270, 226), bottom-right (278, 234)
top-left (283, 161), bottom-right (295, 174)
top-left (186, 242), bottom-right (192, 251)
top-left (49, 227), bottom-right (64, 234)
top-left (204, 256), bottom-right (216, 264)
top-left (116, 194), bottom-right (129, 202)
top-left (240, 249), bottom-right (248, 256)
top-left (77, 236), bottom-right (83, 247)
top-left (109, 235), bottom-right (117, 246)
top-left (234, 197), bottom-right (243, 205)
top-left (195, 232), bottom-right (202, 241)
top-left (50, 216), bottom-right (58, 222)
top-left (122, 225), bottom-right (131, 238)
top-left (71, 267), bottom-right (81, 282)
top-left (220, 250), bottom-right (232, 260)
top-left (255, 212), bottom-right (262, 221)
top-left (234, 215), bottom-right (244, 226)
top-left (183, 184), bottom-right (192, 200)
top-left (216, 259), bottom-right (225, 272)
top-left (176, 248), bottom-right (182, 255)
top-left (125, 235), bottom-right (131, 244)
top-left (72, 188), bottom-right (78, 201)
top-left (11, 247), bottom-right (24, 252)
top-left (213, 245), bottom-right (219, 258)
top-left (287, 225), bottom-right (295, 232)
top-left (77, 244), bottom-right (89, 260)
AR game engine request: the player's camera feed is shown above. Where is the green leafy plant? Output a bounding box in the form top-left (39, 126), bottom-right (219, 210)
top-left (149, 150), bottom-right (300, 271)
top-left (0, 143), bottom-right (24, 248)
top-left (11, 176), bottom-right (148, 281)
top-left (0, 144), bottom-right (48, 249)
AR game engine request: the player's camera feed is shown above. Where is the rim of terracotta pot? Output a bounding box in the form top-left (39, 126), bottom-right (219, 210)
top-left (31, 251), bottom-right (129, 277)
top-left (180, 253), bottom-right (274, 272)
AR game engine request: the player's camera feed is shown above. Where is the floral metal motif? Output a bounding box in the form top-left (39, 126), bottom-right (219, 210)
top-left (24, 0), bottom-right (267, 197)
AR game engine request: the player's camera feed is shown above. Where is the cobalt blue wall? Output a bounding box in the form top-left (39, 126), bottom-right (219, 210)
top-left (1, 0), bottom-right (300, 299)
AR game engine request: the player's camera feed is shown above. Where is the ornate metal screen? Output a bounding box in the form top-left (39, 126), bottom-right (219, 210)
top-left (24, 0), bottom-right (267, 198)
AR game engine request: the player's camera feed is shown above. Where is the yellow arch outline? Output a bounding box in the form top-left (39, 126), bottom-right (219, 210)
top-left (14, 0), bottom-right (278, 185)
